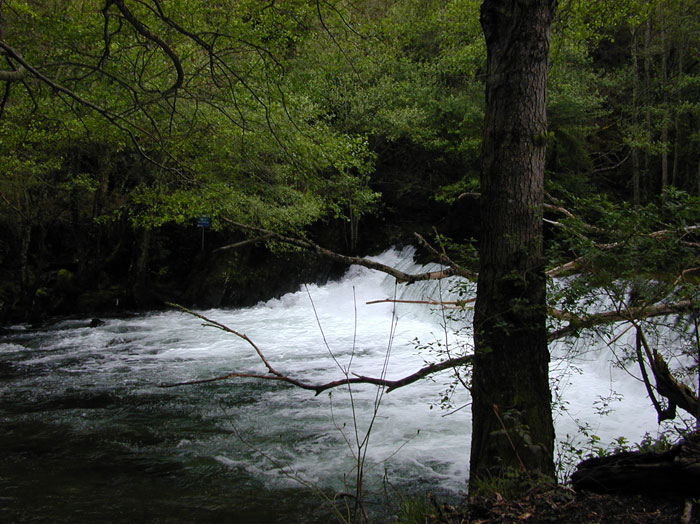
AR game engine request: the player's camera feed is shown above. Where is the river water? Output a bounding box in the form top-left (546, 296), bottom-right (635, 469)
top-left (0, 248), bottom-right (669, 523)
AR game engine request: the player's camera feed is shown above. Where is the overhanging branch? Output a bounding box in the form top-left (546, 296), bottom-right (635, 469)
top-left (548, 300), bottom-right (694, 342)
top-left (109, 0), bottom-right (184, 95)
top-left (0, 64), bottom-right (27, 82)
top-left (220, 218), bottom-right (477, 284)
top-left (161, 303), bottom-right (473, 394)
top-left (0, 40), bottom-right (184, 175)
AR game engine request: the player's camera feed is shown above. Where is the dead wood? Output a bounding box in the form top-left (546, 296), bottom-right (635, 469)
top-left (571, 433), bottom-right (700, 497)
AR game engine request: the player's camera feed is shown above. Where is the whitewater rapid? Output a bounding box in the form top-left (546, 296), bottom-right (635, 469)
top-left (0, 247), bottom-right (678, 521)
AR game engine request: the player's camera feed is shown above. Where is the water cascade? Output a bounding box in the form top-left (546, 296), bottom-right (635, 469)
top-left (0, 248), bottom-right (670, 522)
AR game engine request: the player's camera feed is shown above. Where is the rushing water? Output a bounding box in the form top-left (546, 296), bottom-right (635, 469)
top-left (0, 248), bottom-right (669, 523)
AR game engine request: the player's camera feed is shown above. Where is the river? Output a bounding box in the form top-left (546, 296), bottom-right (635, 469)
top-left (0, 248), bottom-right (667, 523)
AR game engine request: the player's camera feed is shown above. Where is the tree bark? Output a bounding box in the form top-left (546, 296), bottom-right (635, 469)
top-left (660, 9), bottom-right (669, 192)
top-left (643, 15), bottom-right (652, 201)
top-left (631, 26), bottom-right (641, 205)
top-left (470, 0), bottom-right (557, 488)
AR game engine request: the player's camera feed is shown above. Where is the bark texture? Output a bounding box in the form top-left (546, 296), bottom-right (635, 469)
top-left (470, 0), bottom-right (557, 487)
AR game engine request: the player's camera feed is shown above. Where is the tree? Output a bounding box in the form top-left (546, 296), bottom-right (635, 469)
top-left (470, 0), bottom-right (558, 485)
top-left (4, 0), bottom-right (700, 503)
top-left (0, 0), bottom-right (377, 317)
top-left (165, 0), bottom-right (561, 493)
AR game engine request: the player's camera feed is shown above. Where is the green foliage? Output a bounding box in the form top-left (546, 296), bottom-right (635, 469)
top-left (394, 495), bottom-right (435, 524)
top-left (469, 469), bottom-right (554, 501)
top-left (549, 189), bottom-right (700, 287)
top-left (295, 0), bottom-right (485, 155)
top-left (0, 0), bottom-right (381, 237)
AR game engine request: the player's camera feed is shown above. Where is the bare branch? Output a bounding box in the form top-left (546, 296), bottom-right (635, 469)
top-left (212, 234), bottom-right (274, 252)
top-left (0, 40), bottom-right (185, 176)
top-left (220, 218), bottom-right (476, 284)
top-left (590, 149), bottom-right (631, 174)
top-left (366, 297), bottom-right (474, 309)
top-left (548, 300), bottom-right (695, 341)
top-left (161, 303), bottom-right (473, 394)
top-left (110, 0), bottom-right (184, 94)
top-left (413, 231), bottom-right (476, 280)
top-left (0, 64), bottom-right (26, 81)
top-left (547, 257), bottom-right (582, 277)
top-left (649, 225), bottom-right (700, 239)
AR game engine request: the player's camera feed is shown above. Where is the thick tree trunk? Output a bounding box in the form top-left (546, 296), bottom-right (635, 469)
top-left (469, 0), bottom-right (557, 488)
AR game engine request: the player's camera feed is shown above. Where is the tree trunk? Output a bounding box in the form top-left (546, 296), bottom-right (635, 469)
top-left (18, 220), bottom-right (31, 298)
top-left (470, 0), bottom-right (557, 489)
top-left (631, 27), bottom-right (642, 205)
top-left (130, 227), bottom-right (152, 306)
top-left (643, 15), bottom-right (652, 201)
top-left (660, 10), bottom-right (669, 192)
top-left (672, 47), bottom-right (682, 188)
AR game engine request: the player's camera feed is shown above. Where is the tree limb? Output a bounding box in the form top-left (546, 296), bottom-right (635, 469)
top-left (547, 300), bottom-right (694, 341)
top-left (212, 234), bottom-right (274, 252)
top-left (636, 326), bottom-right (676, 422)
top-left (0, 64), bottom-right (27, 82)
top-left (650, 351), bottom-right (699, 419)
top-left (0, 40), bottom-right (184, 175)
top-left (162, 303), bottom-right (473, 394)
top-left (109, 0), bottom-right (184, 95)
top-left (220, 218), bottom-right (476, 284)
top-left (366, 297), bottom-right (475, 309)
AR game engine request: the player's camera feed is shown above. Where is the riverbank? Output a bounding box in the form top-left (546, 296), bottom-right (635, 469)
top-left (417, 486), bottom-right (698, 523)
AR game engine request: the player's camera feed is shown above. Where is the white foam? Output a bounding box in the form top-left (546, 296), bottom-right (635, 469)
top-left (1, 247), bottom-right (687, 493)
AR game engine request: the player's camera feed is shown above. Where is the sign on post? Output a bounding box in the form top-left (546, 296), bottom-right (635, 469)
top-left (196, 215), bottom-right (212, 250)
top-left (196, 215), bottom-right (212, 229)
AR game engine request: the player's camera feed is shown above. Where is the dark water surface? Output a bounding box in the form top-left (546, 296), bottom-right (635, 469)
top-left (0, 333), bottom-right (343, 523)
top-left (0, 254), bottom-right (471, 524)
top-left (2, 249), bottom-right (658, 523)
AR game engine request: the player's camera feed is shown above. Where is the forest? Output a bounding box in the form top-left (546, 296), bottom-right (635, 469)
top-left (1, 0), bottom-right (700, 522)
top-left (1, 0), bottom-right (700, 319)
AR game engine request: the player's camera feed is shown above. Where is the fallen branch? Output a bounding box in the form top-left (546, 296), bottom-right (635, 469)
top-left (635, 326), bottom-right (677, 422)
top-left (571, 432), bottom-right (700, 497)
top-left (651, 352), bottom-right (699, 420)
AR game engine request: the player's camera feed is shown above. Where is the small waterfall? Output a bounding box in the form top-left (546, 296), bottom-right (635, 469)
top-left (0, 247), bottom-right (683, 522)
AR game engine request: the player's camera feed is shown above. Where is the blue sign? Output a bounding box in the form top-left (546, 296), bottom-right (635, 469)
top-left (196, 215), bottom-right (212, 228)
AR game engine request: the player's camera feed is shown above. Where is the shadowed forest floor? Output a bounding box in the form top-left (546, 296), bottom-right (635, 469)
top-left (426, 487), bottom-right (699, 523)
